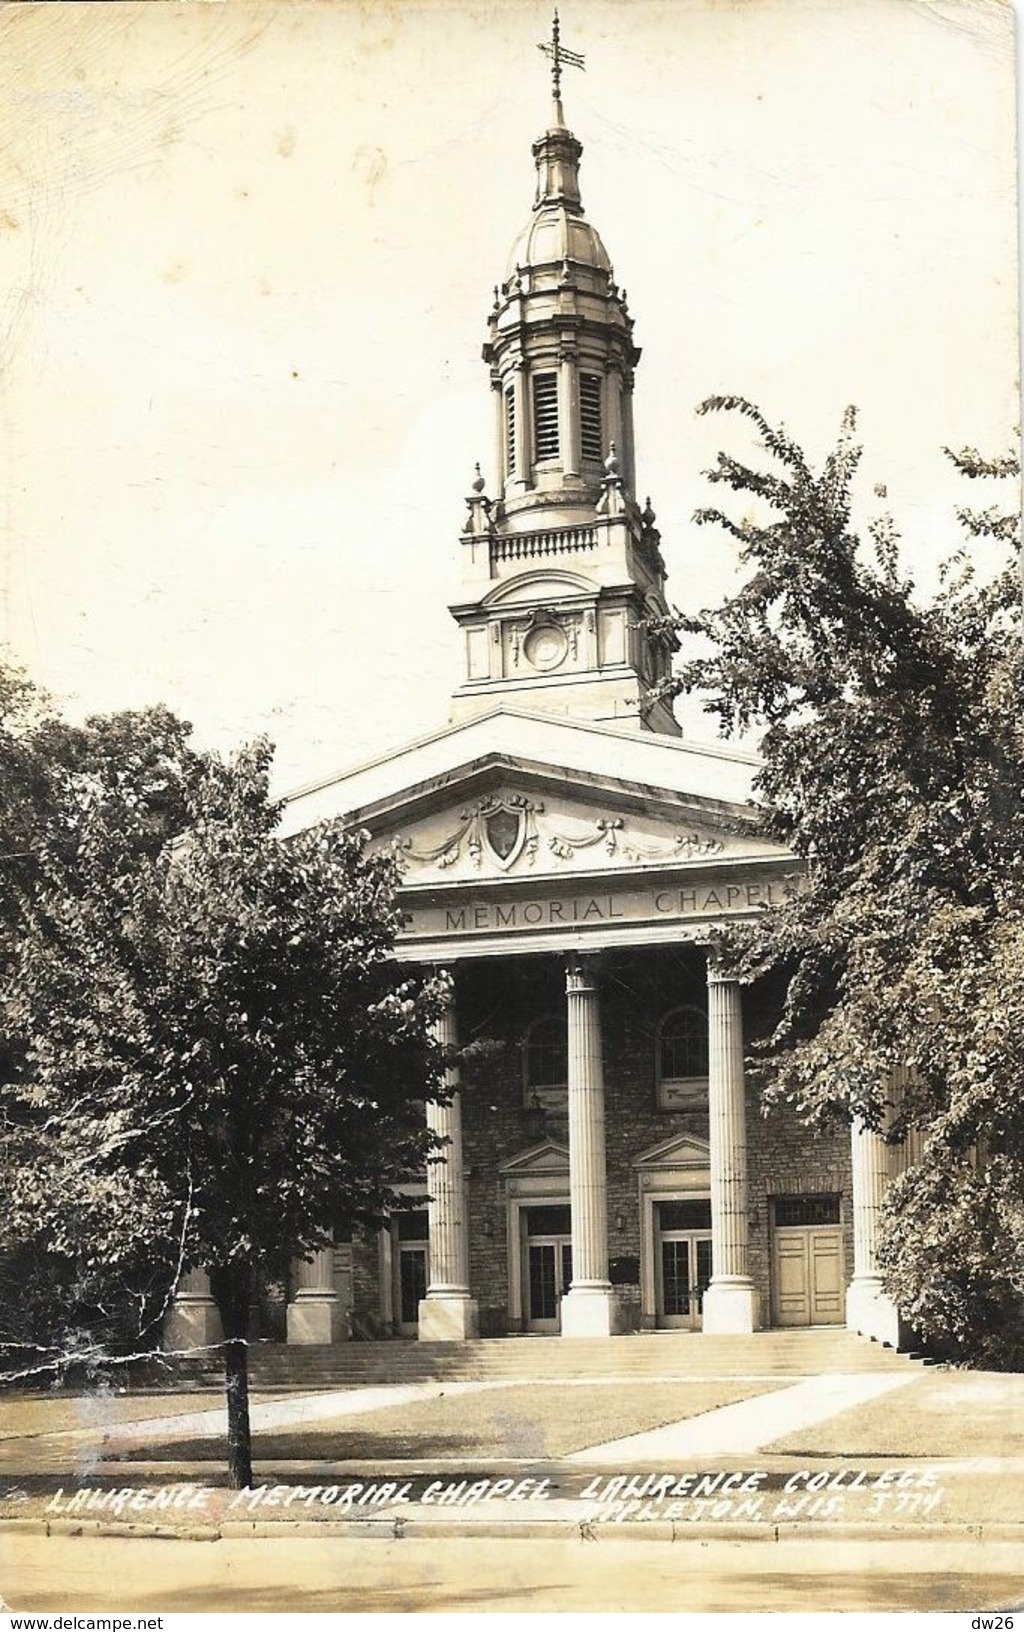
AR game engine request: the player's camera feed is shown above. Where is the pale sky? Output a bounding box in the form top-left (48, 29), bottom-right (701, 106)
top-left (0, 0), bottom-right (1018, 790)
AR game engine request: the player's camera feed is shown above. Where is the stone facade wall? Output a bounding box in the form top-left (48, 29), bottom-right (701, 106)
top-left (346, 948), bottom-right (852, 1336)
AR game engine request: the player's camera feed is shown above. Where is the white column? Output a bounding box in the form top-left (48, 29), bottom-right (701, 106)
top-left (620, 375), bottom-right (637, 495)
top-left (604, 365), bottom-right (623, 463)
top-left (512, 363), bottom-right (529, 488)
top-left (560, 349), bottom-right (580, 477)
top-left (419, 992), bottom-right (479, 1341)
top-left (492, 378), bottom-right (505, 494)
top-left (561, 955), bottom-right (620, 1336)
top-left (846, 1118), bottom-right (906, 1347)
top-left (163, 1266), bottom-right (223, 1352)
top-left (287, 1245), bottom-right (343, 1344)
top-left (702, 962), bottom-right (759, 1332)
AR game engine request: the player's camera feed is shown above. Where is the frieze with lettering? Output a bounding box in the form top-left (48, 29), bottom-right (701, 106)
top-left (401, 877), bottom-right (795, 941)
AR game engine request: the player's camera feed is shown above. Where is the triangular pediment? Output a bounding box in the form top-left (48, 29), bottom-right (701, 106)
top-left (633, 1132), bottom-right (711, 1171)
top-left (378, 776), bottom-right (771, 883)
top-left (278, 713), bottom-right (798, 943)
top-left (499, 1140), bottom-right (570, 1177)
top-left (279, 708), bottom-right (767, 841)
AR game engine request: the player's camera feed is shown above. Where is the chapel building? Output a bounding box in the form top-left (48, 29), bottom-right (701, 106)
top-left (167, 38), bottom-right (908, 1354)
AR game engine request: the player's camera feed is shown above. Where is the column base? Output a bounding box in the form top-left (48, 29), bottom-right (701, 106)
top-left (560, 1287), bottom-right (622, 1338)
top-left (417, 1294), bottom-right (479, 1342)
top-left (702, 1279), bottom-right (760, 1334)
top-left (287, 1295), bottom-right (343, 1345)
top-left (163, 1300), bottom-right (223, 1354)
top-left (846, 1277), bottom-right (910, 1349)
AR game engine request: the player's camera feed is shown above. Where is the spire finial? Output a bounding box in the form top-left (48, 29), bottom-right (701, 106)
top-left (537, 8), bottom-right (585, 121)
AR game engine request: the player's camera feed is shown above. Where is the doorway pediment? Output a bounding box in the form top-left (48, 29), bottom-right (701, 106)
top-left (499, 1140), bottom-right (570, 1178)
top-left (633, 1132), bottom-right (711, 1172)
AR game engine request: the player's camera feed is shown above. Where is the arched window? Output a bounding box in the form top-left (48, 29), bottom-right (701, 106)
top-left (523, 1014), bottom-right (568, 1111)
top-left (657, 1006), bottom-right (708, 1110)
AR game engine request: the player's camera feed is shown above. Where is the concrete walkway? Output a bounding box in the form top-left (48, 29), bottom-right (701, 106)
top-left (57, 1373), bottom-right (795, 1447)
top-left (93, 1380), bottom-right (500, 1445)
top-left (569, 1371), bottom-right (920, 1463)
top-left (44, 1368), bottom-right (921, 1464)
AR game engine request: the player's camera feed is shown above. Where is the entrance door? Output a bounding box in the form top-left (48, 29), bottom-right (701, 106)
top-left (655, 1199), bottom-right (713, 1329)
top-left (771, 1195), bottom-right (844, 1327)
top-left (522, 1204), bottom-right (572, 1332)
top-left (393, 1208), bottom-right (430, 1336)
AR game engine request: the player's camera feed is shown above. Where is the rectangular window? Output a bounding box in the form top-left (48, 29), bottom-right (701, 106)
top-left (773, 1194), bottom-right (841, 1228)
top-left (656, 1199), bottom-right (713, 1233)
top-left (580, 372), bottom-right (603, 462)
top-left (525, 1204), bottom-right (572, 1237)
top-left (505, 383), bottom-right (516, 470)
top-left (396, 1208), bottom-right (429, 1241)
top-left (532, 371), bottom-right (559, 460)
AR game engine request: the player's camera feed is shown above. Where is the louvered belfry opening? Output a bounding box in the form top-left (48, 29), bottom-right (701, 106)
top-left (580, 372), bottom-right (603, 462)
top-left (532, 371), bottom-right (560, 460)
top-left (504, 384), bottom-right (516, 473)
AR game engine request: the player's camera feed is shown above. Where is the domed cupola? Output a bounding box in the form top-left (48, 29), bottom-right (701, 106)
top-left (449, 12), bottom-right (679, 738)
top-left (482, 35), bottom-right (641, 525)
top-left (504, 115), bottom-right (613, 282)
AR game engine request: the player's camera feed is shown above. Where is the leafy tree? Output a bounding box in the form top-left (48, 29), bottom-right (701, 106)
top-left (0, 662), bottom-right (66, 957)
top-left (660, 397), bottom-right (1022, 1363)
top-left (0, 675), bottom-right (210, 1369)
top-left (3, 736), bottom-right (449, 1484)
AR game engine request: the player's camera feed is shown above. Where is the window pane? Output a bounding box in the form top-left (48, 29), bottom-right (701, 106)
top-left (399, 1249), bottom-right (427, 1323)
top-left (525, 1204), bottom-right (572, 1236)
top-left (661, 1009), bottom-right (709, 1079)
top-left (529, 1244), bottom-right (557, 1320)
top-left (527, 1015), bottom-right (568, 1088)
top-left (661, 1239), bottom-right (691, 1315)
top-left (396, 1208), bottom-right (429, 1241)
top-left (657, 1199), bottom-right (712, 1232)
top-left (696, 1238), bottom-right (714, 1293)
top-left (532, 372), bottom-right (559, 459)
top-left (773, 1194), bottom-right (841, 1227)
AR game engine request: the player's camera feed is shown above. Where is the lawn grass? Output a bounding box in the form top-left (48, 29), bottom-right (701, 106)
top-left (767, 1370), bottom-right (1024, 1460)
top-left (110, 1379), bottom-right (786, 1463)
top-left (0, 1391), bottom-right (284, 1441)
top-left (0, 1392), bottom-right (227, 1440)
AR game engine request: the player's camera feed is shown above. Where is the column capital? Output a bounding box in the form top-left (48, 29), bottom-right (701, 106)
top-left (566, 953), bottom-right (600, 995)
top-left (429, 965), bottom-right (457, 1005)
top-left (706, 956), bottom-right (741, 988)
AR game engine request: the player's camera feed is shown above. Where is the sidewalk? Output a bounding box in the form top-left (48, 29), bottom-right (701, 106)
top-left (1, 1364), bottom-right (1021, 1542)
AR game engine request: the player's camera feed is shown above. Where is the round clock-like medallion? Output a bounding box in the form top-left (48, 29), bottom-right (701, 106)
top-left (523, 622), bottom-right (569, 671)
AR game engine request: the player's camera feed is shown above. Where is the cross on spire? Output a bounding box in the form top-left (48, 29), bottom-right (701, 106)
top-left (537, 8), bottom-right (585, 106)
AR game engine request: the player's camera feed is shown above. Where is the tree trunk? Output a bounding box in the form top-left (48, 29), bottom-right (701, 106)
top-left (211, 1263), bottom-right (254, 1489)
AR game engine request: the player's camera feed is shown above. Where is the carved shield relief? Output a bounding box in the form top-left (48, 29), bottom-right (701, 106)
top-left (485, 805), bottom-right (522, 863)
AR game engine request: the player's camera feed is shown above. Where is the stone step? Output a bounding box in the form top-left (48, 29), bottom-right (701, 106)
top-left (237, 1331), bottom-right (921, 1389)
top-left (159, 1332), bottom-right (922, 1394)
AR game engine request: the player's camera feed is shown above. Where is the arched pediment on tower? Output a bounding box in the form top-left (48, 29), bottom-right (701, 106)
top-left (482, 569), bottom-right (596, 609)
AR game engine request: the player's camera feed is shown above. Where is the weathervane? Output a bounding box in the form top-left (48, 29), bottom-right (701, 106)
top-left (537, 8), bottom-right (585, 104)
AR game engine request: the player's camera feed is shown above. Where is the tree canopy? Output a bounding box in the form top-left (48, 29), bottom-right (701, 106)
top-left (662, 397), bottom-right (1022, 1363)
top-left (2, 719), bottom-right (449, 1482)
top-left (0, 675), bottom-right (215, 1382)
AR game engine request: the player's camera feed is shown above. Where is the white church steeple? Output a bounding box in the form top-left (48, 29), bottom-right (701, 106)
top-left (449, 14), bottom-right (679, 735)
